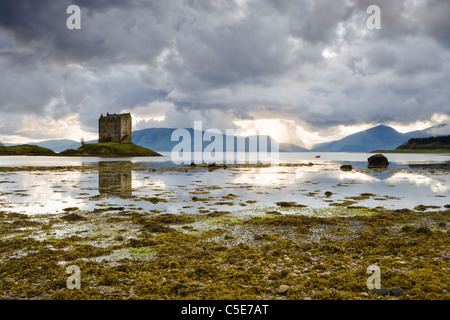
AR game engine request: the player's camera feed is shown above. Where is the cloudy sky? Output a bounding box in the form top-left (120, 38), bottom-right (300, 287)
top-left (0, 0), bottom-right (449, 148)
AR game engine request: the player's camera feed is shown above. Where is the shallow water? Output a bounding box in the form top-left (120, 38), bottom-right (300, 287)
top-left (0, 152), bottom-right (448, 215)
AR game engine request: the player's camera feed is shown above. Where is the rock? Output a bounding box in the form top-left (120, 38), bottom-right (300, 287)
top-left (324, 191), bottom-right (333, 197)
top-left (228, 257), bottom-right (240, 264)
top-left (371, 287), bottom-right (389, 296)
top-left (340, 165), bottom-right (353, 171)
top-left (367, 154), bottom-right (389, 168)
top-left (298, 241), bottom-right (313, 250)
top-left (4, 277), bottom-right (15, 284)
top-left (277, 285), bottom-right (289, 294)
top-left (360, 292), bottom-right (369, 298)
top-left (389, 287), bottom-right (403, 297)
top-left (302, 268), bottom-right (310, 273)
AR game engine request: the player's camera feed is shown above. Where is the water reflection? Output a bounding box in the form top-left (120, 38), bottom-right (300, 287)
top-left (0, 154), bottom-right (449, 215)
top-left (98, 162), bottom-right (132, 198)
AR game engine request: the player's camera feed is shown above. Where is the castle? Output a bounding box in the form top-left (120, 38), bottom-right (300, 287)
top-left (98, 113), bottom-right (132, 144)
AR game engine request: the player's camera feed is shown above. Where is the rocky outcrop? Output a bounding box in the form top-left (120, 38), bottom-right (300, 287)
top-left (368, 154), bottom-right (389, 168)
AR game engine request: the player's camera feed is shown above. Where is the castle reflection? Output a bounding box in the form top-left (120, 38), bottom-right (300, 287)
top-left (98, 161), bottom-right (132, 197)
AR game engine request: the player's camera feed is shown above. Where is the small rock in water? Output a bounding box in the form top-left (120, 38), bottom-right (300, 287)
top-left (389, 287), bottom-right (403, 297)
top-left (367, 154), bottom-right (389, 168)
top-left (340, 165), bottom-right (353, 171)
top-left (325, 191), bottom-right (333, 197)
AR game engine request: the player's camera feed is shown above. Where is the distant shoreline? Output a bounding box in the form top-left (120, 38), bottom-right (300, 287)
top-left (0, 143), bottom-right (162, 157)
top-left (371, 149), bottom-right (450, 154)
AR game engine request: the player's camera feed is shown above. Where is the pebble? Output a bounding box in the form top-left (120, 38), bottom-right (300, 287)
top-left (389, 287), bottom-right (403, 297)
top-left (298, 241), bottom-right (313, 250)
top-left (277, 285), bottom-right (289, 294)
top-left (302, 268), bottom-right (310, 273)
top-left (372, 287), bottom-right (389, 296)
top-left (4, 277), bottom-right (15, 284)
top-left (228, 257), bottom-right (240, 264)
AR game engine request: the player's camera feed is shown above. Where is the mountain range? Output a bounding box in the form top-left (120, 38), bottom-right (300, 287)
top-left (309, 124), bottom-right (447, 152)
top-left (7, 123), bottom-right (447, 153)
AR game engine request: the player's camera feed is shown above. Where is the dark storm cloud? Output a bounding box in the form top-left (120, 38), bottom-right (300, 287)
top-left (0, 0), bottom-right (449, 142)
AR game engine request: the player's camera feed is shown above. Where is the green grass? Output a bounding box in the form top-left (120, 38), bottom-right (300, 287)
top-left (0, 144), bottom-right (55, 155)
top-left (60, 142), bottom-right (162, 157)
top-left (371, 149), bottom-right (450, 154)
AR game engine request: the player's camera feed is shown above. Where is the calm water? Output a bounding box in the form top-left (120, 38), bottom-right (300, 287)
top-left (0, 152), bottom-right (449, 215)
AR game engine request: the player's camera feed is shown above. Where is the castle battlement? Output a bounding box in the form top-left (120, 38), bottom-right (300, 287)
top-left (99, 113), bottom-right (132, 144)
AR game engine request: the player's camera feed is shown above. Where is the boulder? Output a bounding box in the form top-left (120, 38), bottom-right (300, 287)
top-left (340, 165), bottom-right (353, 171)
top-left (371, 287), bottom-right (389, 296)
top-left (368, 154), bottom-right (389, 168)
top-left (389, 287), bottom-right (403, 297)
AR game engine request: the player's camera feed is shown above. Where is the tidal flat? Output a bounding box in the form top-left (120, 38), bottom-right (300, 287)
top-left (0, 153), bottom-right (449, 300)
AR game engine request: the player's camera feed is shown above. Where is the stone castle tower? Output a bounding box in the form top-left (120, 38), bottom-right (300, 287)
top-left (98, 113), bottom-right (132, 144)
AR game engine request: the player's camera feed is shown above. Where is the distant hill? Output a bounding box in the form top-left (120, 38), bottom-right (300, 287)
top-left (12, 123), bottom-right (447, 153)
top-left (132, 128), bottom-right (307, 152)
top-left (393, 135), bottom-right (450, 153)
top-left (310, 124), bottom-right (444, 152)
top-left (30, 139), bottom-right (81, 153)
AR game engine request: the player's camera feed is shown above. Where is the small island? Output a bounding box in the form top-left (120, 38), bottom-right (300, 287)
top-left (0, 144), bottom-right (56, 156)
top-left (0, 113), bottom-right (162, 157)
top-left (59, 142), bottom-right (161, 157)
top-left (372, 135), bottom-right (450, 153)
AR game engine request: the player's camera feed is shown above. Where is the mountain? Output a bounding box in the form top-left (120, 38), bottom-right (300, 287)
top-left (17, 123), bottom-right (447, 153)
top-left (310, 124), bottom-right (445, 152)
top-left (132, 128), bottom-right (308, 152)
top-left (29, 139), bottom-right (81, 153)
top-left (24, 128), bottom-right (306, 153)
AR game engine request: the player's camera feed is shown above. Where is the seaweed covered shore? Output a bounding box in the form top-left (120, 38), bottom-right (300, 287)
top-left (0, 205), bottom-right (448, 300)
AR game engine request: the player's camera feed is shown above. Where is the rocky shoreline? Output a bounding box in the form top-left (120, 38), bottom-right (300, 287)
top-left (0, 205), bottom-right (448, 300)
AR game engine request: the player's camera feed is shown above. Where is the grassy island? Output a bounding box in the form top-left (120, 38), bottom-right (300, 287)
top-left (59, 142), bottom-right (162, 157)
top-left (0, 144), bottom-right (56, 156)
